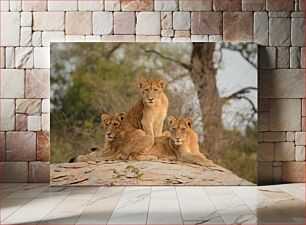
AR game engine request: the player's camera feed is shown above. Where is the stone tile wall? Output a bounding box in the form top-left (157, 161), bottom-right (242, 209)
top-left (0, 0), bottom-right (305, 184)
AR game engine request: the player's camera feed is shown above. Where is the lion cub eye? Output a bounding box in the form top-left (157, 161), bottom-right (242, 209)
top-left (113, 123), bottom-right (119, 127)
top-left (145, 89), bottom-right (149, 92)
top-left (181, 128), bottom-right (186, 132)
top-left (172, 127), bottom-right (176, 131)
top-left (154, 89), bottom-right (158, 92)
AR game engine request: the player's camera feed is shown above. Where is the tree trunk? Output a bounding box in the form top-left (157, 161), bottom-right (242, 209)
top-left (189, 43), bottom-right (223, 162)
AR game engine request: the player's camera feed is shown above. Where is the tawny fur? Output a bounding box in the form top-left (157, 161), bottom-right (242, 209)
top-left (148, 117), bottom-right (214, 167)
top-left (138, 77), bottom-right (169, 137)
top-left (76, 112), bottom-right (156, 162)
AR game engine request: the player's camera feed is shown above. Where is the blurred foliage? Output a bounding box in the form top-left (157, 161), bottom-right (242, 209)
top-left (51, 43), bottom-right (257, 183)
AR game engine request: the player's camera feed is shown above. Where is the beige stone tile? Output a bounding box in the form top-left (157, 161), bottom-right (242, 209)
top-left (0, 99), bottom-right (15, 131)
top-left (66, 12), bottom-right (92, 35)
top-left (270, 99), bottom-right (301, 131)
top-left (223, 12), bottom-right (253, 42)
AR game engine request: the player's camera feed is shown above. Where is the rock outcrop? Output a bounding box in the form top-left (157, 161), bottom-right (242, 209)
top-left (51, 159), bottom-right (254, 186)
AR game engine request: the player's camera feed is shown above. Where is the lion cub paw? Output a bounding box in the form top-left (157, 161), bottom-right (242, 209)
top-left (131, 155), bottom-right (158, 161)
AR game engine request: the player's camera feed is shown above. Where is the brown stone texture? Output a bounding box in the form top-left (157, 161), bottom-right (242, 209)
top-left (258, 162), bottom-right (273, 185)
top-left (258, 99), bottom-right (270, 112)
top-left (114, 12), bottom-right (135, 35)
top-left (272, 163), bottom-right (282, 184)
top-left (0, 162), bottom-right (28, 182)
top-left (37, 131), bottom-right (50, 161)
top-left (121, 0), bottom-right (154, 11)
top-left (29, 161), bottom-right (50, 183)
top-left (270, 99), bottom-right (301, 131)
top-left (275, 142), bottom-right (295, 161)
top-left (266, 0), bottom-right (294, 11)
top-left (25, 69), bottom-right (50, 98)
top-left (6, 132), bottom-right (36, 161)
top-left (16, 114), bottom-right (27, 131)
top-left (0, 132), bottom-right (5, 161)
top-left (258, 112), bottom-right (269, 131)
top-left (282, 162), bottom-right (306, 182)
top-left (259, 69), bottom-right (304, 98)
top-left (264, 132), bottom-right (286, 142)
top-left (213, 0), bottom-right (242, 11)
top-left (258, 143), bottom-right (274, 161)
top-left (191, 12), bottom-right (222, 35)
top-left (65, 12), bottom-right (92, 35)
top-left (242, 0), bottom-right (265, 11)
top-left (223, 12), bottom-right (253, 42)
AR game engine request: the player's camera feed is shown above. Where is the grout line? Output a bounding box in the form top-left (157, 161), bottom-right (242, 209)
top-left (145, 186), bottom-right (152, 225)
top-left (36, 186), bottom-right (73, 223)
top-left (106, 186), bottom-right (126, 225)
top-left (174, 186), bottom-right (185, 224)
top-left (75, 186), bottom-right (100, 224)
top-left (201, 187), bottom-right (228, 225)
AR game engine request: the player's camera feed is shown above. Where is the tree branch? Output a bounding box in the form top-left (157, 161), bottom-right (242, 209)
top-left (142, 48), bottom-right (191, 71)
top-left (104, 44), bottom-right (122, 60)
top-left (223, 87), bottom-right (257, 101)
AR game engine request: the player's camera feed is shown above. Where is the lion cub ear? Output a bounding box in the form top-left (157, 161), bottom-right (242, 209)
top-left (185, 118), bottom-right (193, 128)
top-left (167, 116), bottom-right (176, 127)
top-left (118, 112), bottom-right (127, 121)
top-left (101, 114), bottom-right (110, 124)
top-left (138, 76), bottom-right (147, 89)
top-left (159, 78), bottom-right (167, 89)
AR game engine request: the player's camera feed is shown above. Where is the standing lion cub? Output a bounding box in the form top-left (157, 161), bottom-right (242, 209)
top-left (125, 77), bottom-right (168, 137)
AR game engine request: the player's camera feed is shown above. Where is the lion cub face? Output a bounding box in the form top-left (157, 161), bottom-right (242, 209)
top-left (168, 116), bottom-right (193, 146)
top-left (101, 112), bottom-right (127, 141)
top-left (139, 77), bottom-right (166, 106)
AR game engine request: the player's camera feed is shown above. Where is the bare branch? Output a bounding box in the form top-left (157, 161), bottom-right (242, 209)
top-left (104, 44), bottom-right (122, 59)
top-left (142, 48), bottom-right (191, 71)
top-left (223, 87), bottom-right (257, 101)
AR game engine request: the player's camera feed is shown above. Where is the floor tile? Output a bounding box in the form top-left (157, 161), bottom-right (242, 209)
top-left (108, 187), bottom-right (150, 224)
top-left (176, 187), bottom-right (216, 221)
top-left (38, 188), bottom-right (95, 224)
top-left (76, 187), bottom-right (124, 224)
top-left (2, 197), bottom-right (68, 224)
top-left (147, 187), bottom-right (183, 224)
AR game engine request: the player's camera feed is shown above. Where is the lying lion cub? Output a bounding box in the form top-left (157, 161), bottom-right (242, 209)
top-left (125, 77), bottom-right (169, 137)
top-left (75, 112), bottom-right (157, 162)
top-left (149, 116), bottom-right (214, 167)
top-left (76, 114), bottom-right (213, 167)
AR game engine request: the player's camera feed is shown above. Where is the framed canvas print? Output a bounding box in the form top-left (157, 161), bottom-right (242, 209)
top-left (50, 42), bottom-right (257, 186)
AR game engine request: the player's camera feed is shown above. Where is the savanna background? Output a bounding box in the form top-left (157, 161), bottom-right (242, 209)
top-left (51, 43), bottom-right (257, 183)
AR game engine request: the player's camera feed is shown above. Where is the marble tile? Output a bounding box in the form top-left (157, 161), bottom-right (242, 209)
top-left (0, 184), bottom-right (305, 224)
top-left (5, 184), bottom-right (49, 199)
top-left (76, 187), bottom-right (124, 224)
top-left (0, 198), bottom-right (33, 222)
top-left (277, 184), bottom-right (305, 202)
top-left (2, 196), bottom-right (68, 224)
top-left (108, 187), bottom-right (150, 224)
top-left (147, 187), bottom-right (183, 224)
top-left (204, 187), bottom-right (256, 225)
top-left (39, 188), bottom-right (96, 224)
top-left (176, 187), bottom-right (216, 221)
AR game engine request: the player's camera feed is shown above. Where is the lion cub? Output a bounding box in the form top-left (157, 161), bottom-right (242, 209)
top-left (125, 77), bottom-right (168, 137)
top-left (75, 112), bottom-right (157, 162)
top-left (149, 116), bottom-right (213, 167)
